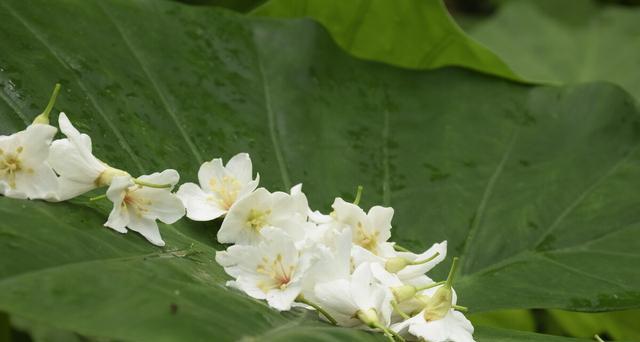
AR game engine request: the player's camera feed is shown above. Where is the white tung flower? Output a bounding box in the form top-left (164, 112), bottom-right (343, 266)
top-left (313, 262), bottom-right (393, 328)
top-left (49, 113), bottom-right (129, 200)
top-left (0, 123), bottom-right (58, 200)
top-left (215, 227), bottom-right (313, 311)
top-left (217, 187), bottom-right (309, 245)
top-left (104, 169), bottom-right (185, 247)
top-left (177, 153), bottom-right (258, 221)
top-left (332, 198), bottom-right (395, 256)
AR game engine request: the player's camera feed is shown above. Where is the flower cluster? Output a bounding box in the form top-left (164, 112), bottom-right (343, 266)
top-left (2, 85), bottom-right (475, 341)
top-left (1, 85), bottom-right (185, 246)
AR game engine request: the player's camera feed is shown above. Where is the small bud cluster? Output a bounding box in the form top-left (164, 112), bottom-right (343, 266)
top-left (1, 85), bottom-right (475, 341)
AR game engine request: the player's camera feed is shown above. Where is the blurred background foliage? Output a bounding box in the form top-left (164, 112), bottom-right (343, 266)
top-left (6, 0), bottom-right (638, 340)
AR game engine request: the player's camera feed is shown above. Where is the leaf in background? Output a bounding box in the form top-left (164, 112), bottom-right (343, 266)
top-left (469, 0), bottom-right (640, 100)
top-left (1, 0), bottom-right (640, 341)
top-left (252, 0), bottom-right (521, 81)
top-left (548, 309), bottom-right (640, 340)
top-left (469, 310), bottom-right (536, 332)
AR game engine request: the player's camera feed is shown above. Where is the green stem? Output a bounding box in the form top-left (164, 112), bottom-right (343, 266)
top-left (89, 194), bottom-right (107, 201)
top-left (33, 83), bottom-right (61, 124)
top-left (595, 335), bottom-right (605, 342)
top-left (133, 179), bottom-right (172, 189)
top-left (445, 257), bottom-right (460, 289)
top-left (409, 252), bottom-right (440, 266)
top-left (453, 305), bottom-right (468, 312)
top-left (353, 185), bottom-right (363, 205)
top-left (372, 322), bottom-right (405, 342)
top-left (296, 296), bottom-right (337, 325)
top-left (391, 300), bottom-right (410, 320)
top-left (393, 244), bottom-right (412, 253)
top-left (414, 280), bottom-right (445, 292)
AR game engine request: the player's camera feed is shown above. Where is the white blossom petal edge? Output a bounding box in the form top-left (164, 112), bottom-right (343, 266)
top-left (0, 123), bottom-right (58, 200)
top-left (104, 169), bottom-right (185, 246)
top-left (49, 113), bottom-right (129, 200)
top-left (177, 153), bottom-right (259, 221)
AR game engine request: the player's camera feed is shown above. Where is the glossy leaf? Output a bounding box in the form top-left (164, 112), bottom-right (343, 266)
top-left (0, 0), bottom-right (639, 341)
top-left (253, 0), bottom-right (521, 81)
top-left (470, 0), bottom-right (640, 100)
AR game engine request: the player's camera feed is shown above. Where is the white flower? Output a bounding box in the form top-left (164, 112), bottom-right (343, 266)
top-left (49, 113), bottom-right (129, 200)
top-left (0, 123), bottom-right (58, 200)
top-left (352, 241), bottom-right (447, 282)
top-left (177, 153), bottom-right (258, 221)
top-left (217, 187), bottom-right (309, 245)
top-left (104, 169), bottom-right (185, 246)
top-left (313, 262), bottom-right (393, 328)
top-left (391, 291), bottom-right (474, 342)
top-left (332, 198), bottom-right (395, 256)
top-left (215, 227), bottom-right (313, 311)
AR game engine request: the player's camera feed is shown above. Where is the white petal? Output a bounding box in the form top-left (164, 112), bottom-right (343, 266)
top-left (56, 113), bottom-right (105, 173)
top-left (177, 183), bottom-right (226, 221)
top-left (314, 279), bottom-right (357, 317)
top-left (104, 202), bottom-right (129, 234)
top-left (138, 188), bottom-right (185, 224)
top-left (49, 138), bottom-right (103, 182)
top-left (225, 152), bottom-right (253, 183)
top-left (217, 188), bottom-right (271, 244)
top-left (266, 285), bottom-right (301, 311)
top-left (368, 205), bottom-right (394, 243)
top-left (20, 124), bottom-right (57, 164)
top-left (14, 163), bottom-right (58, 200)
top-left (54, 177), bottom-right (96, 201)
top-left (126, 214), bottom-right (165, 247)
top-left (198, 158), bottom-right (225, 190)
top-left (397, 241), bottom-right (447, 280)
top-left (138, 169), bottom-right (179, 189)
top-left (106, 176), bottom-right (133, 204)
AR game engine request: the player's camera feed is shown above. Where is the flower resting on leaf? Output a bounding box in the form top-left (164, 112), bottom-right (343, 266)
top-left (49, 113), bottom-right (129, 200)
top-left (215, 227), bottom-right (313, 311)
top-left (217, 187), bottom-right (309, 245)
top-left (0, 84), bottom-right (61, 200)
top-left (391, 257), bottom-right (475, 342)
top-left (104, 169), bottom-right (185, 247)
top-left (0, 123), bottom-right (58, 200)
top-left (177, 153), bottom-right (259, 221)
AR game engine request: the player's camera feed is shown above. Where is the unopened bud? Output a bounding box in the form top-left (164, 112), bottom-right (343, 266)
top-left (391, 284), bottom-right (417, 302)
top-left (356, 308), bottom-right (379, 328)
top-left (422, 286), bottom-right (453, 321)
top-left (385, 257), bottom-right (409, 273)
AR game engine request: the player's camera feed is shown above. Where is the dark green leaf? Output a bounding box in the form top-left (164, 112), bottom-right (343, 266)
top-left (0, 0), bottom-right (639, 341)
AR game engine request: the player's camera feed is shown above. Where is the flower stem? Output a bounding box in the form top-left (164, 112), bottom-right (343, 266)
top-left (393, 244), bottom-right (412, 253)
top-left (445, 257), bottom-right (460, 289)
top-left (133, 179), bottom-right (172, 189)
top-left (414, 281), bottom-right (445, 292)
top-left (453, 305), bottom-right (468, 312)
top-left (372, 322), bottom-right (405, 342)
top-left (391, 300), bottom-right (410, 320)
top-left (409, 252), bottom-right (440, 266)
top-left (296, 295), bottom-right (337, 325)
top-left (595, 335), bottom-right (605, 342)
top-left (89, 194), bottom-right (107, 201)
top-left (353, 185), bottom-right (363, 205)
top-left (33, 83), bottom-right (61, 125)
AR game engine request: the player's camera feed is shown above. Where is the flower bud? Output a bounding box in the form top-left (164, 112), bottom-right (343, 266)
top-left (356, 308), bottom-right (379, 328)
top-left (391, 284), bottom-right (417, 302)
top-left (421, 285), bottom-right (453, 321)
top-left (385, 257), bottom-right (409, 273)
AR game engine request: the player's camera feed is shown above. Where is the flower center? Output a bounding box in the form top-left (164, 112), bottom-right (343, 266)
top-left (355, 221), bottom-right (380, 253)
top-left (121, 187), bottom-right (152, 217)
top-left (209, 176), bottom-right (241, 210)
top-left (246, 208), bottom-right (271, 231)
top-left (0, 147), bottom-right (28, 189)
top-left (256, 253), bottom-right (296, 292)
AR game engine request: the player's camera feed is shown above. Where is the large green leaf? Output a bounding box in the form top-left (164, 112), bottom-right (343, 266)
top-left (469, 0), bottom-right (640, 100)
top-left (1, 0), bottom-right (640, 341)
top-left (252, 0), bottom-right (521, 81)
